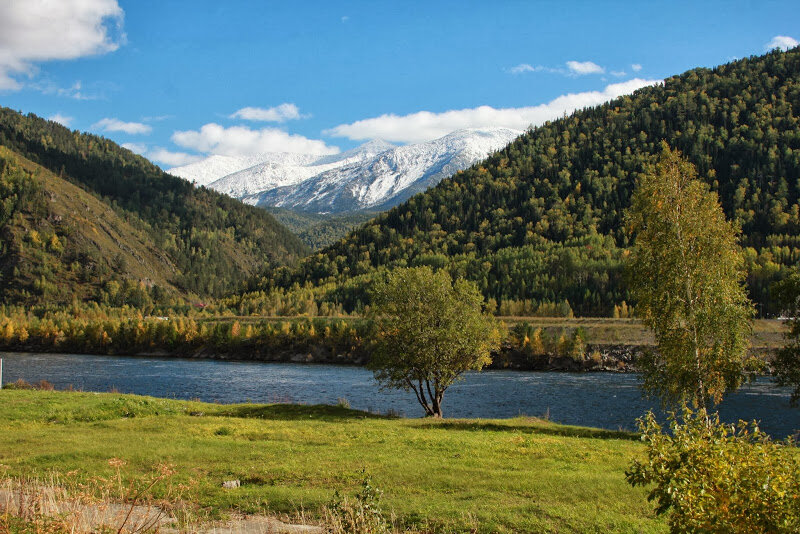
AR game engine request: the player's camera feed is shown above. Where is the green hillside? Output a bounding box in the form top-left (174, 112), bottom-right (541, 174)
top-left (0, 147), bottom-right (190, 305)
top-left (0, 108), bottom-right (309, 304)
top-left (265, 206), bottom-right (378, 250)
top-left (269, 48), bottom-right (800, 317)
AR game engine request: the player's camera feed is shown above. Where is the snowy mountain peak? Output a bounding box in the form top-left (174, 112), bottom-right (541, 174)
top-left (169, 128), bottom-right (521, 214)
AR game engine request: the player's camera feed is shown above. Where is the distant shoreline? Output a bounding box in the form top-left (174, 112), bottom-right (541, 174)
top-left (0, 342), bottom-right (777, 374)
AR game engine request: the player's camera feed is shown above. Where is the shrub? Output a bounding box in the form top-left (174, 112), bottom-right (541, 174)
top-left (626, 407), bottom-right (800, 533)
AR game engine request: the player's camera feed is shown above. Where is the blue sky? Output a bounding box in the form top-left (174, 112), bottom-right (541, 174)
top-left (1, 0), bottom-right (798, 167)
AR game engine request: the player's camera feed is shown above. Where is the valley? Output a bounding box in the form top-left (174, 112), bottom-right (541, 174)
top-left (1, 8), bottom-right (800, 530)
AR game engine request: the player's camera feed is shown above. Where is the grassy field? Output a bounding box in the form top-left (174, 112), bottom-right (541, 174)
top-left (499, 317), bottom-right (786, 350)
top-left (0, 389), bottom-right (665, 533)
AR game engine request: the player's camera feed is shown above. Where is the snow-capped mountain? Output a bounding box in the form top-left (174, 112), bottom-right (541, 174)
top-left (168, 152), bottom-right (321, 187)
top-left (168, 128), bottom-right (521, 214)
top-left (207, 140), bottom-right (396, 199)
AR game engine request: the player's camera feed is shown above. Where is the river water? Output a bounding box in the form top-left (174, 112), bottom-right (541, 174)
top-left (2, 352), bottom-right (798, 437)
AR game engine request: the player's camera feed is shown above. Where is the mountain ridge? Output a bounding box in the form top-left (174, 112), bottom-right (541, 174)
top-left (169, 127), bottom-right (521, 214)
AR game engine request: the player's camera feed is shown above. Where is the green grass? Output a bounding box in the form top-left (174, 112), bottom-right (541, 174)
top-left (0, 389), bottom-right (665, 533)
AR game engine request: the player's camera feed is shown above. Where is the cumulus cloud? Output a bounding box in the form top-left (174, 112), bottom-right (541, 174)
top-left (121, 142), bottom-right (147, 154)
top-left (147, 148), bottom-right (204, 167)
top-left (631, 63), bottom-right (642, 72)
top-left (765, 35), bottom-right (799, 51)
top-left (326, 78), bottom-right (660, 144)
top-left (48, 113), bottom-right (73, 127)
top-left (0, 0), bottom-right (125, 90)
top-left (120, 143), bottom-right (202, 167)
top-left (92, 117), bottom-right (152, 135)
top-left (566, 60), bottom-right (605, 75)
top-left (229, 103), bottom-right (306, 122)
top-left (610, 70), bottom-right (626, 77)
top-left (172, 123), bottom-right (339, 157)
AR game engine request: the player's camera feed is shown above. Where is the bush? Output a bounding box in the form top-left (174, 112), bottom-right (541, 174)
top-left (626, 408), bottom-right (800, 533)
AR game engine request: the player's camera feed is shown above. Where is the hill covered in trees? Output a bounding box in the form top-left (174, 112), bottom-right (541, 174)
top-left (265, 207), bottom-right (378, 251)
top-left (0, 108), bottom-right (308, 306)
top-left (265, 48), bottom-right (800, 317)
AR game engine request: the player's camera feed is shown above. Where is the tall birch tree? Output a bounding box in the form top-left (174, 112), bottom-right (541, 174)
top-left (626, 143), bottom-right (755, 409)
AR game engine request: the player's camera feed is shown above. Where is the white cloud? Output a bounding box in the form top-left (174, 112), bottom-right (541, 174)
top-left (0, 0), bottom-right (125, 90)
top-left (631, 63), bottom-right (642, 72)
top-left (141, 114), bottom-right (174, 122)
top-left (229, 103), bottom-right (306, 122)
top-left (172, 123), bottom-right (339, 157)
top-left (566, 60), bottom-right (605, 75)
top-left (326, 78), bottom-right (660, 144)
top-left (765, 35), bottom-right (799, 51)
top-left (48, 113), bottom-right (73, 127)
top-left (120, 142), bottom-right (202, 167)
top-left (147, 148), bottom-right (204, 167)
top-left (121, 142), bottom-right (147, 154)
top-left (610, 70), bottom-right (626, 77)
top-left (92, 117), bottom-right (152, 135)
top-left (510, 63), bottom-right (537, 74)
top-left (56, 80), bottom-right (96, 100)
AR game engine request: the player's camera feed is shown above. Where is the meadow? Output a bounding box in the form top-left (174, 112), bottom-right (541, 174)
top-left (0, 389), bottom-right (665, 533)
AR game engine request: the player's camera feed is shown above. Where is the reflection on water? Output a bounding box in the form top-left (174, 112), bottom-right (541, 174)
top-left (2, 352), bottom-right (798, 437)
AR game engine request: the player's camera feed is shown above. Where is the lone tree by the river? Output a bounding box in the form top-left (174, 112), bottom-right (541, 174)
top-left (368, 266), bottom-right (501, 418)
top-left (625, 143), bottom-right (755, 410)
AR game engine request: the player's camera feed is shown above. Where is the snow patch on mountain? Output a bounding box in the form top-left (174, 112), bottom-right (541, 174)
top-left (168, 128), bottom-right (520, 213)
top-left (168, 152), bottom-right (319, 187)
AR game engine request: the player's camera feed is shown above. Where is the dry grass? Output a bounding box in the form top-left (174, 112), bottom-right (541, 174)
top-left (0, 461), bottom-right (191, 533)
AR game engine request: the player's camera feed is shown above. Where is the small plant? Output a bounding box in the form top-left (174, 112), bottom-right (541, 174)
top-left (214, 426), bottom-right (233, 436)
top-left (627, 407), bottom-right (800, 533)
top-left (337, 397), bottom-right (351, 409)
top-left (324, 474), bottom-right (390, 534)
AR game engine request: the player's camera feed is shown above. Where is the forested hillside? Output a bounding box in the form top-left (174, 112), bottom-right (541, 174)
top-left (265, 207), bottom-right (378, 250)
top-left (0, 148), bottom-right (185, 306)
top-left (268, 48), bottom-right (800, 317)
top-left (0, 108), bottom-right (308, 304)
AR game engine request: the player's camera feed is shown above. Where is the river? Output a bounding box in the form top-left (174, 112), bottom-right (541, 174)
top-left (2, 352), bottom-right (798, 437)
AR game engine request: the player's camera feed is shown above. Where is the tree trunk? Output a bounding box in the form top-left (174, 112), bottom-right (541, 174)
top-left (431, 395), bottom-right (442, 418)
top-left (431, 382), bottom-right (444, 418)
top-left (408, 378), bottom-right (434, 417)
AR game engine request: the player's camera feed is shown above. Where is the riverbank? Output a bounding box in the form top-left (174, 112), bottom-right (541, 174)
top-left (3, 341), bottom-right (776, 374)
top-left (0, 389), bottom-right (664, 533)
top-left (0, 315), bottom-right (784, 373)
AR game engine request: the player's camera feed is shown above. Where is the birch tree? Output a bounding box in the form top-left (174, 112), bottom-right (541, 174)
top-left (625, 144), bottom-right (755, 409)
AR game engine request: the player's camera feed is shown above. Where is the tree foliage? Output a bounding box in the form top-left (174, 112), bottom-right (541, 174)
top-left (772, 271), bottom-right (800, 403)
top-left (0, 107), bottom-right (308, 303)
top-left (626, 145), bottom-right (754, 409)
top-left (267, 48), bottom-right (800, 316)
top-left (368, 267), bottom-right (501, 417)
top-left (627, 408), bottom-right (800, 533)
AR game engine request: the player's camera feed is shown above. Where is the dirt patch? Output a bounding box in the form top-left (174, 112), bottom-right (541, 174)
top-left (0, 486), bottom-right (324, 533)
